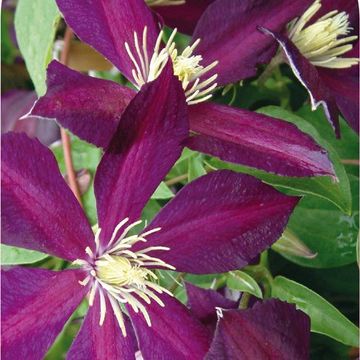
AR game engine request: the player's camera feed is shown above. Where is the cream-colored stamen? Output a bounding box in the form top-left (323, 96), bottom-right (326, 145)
top-left (125, 27), bottom-right (218, 104)
top-left (288, 0), bottom-right (359, 68)
top-left (146, 0), bottom-right (185, 6)
top-left (74, 218), bottom-right (175, 337)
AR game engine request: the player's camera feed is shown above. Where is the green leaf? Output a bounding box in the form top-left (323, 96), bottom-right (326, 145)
top-left (280, 175), bottom-right (358, 268)
top-left (208, 106), bottom-right (351, 214)
top-left (272, 276), bottom-right (359, 347)
top-left (1, 244), bottom-right (48, 265)
top-left (188, 154), bottom-right (206, 181)
top-left (152, 182), bottom-right (174, 199)
top-left (227, 271), bottom-right (263, 298)
top-left (15, 0), bottom-right (60, 95)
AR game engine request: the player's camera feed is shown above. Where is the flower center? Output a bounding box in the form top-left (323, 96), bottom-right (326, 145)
top-left (125, 27), bottom-right (219, 105)
top-left (74, 218), bottom-right (175, 337)
top-left (145, 0), bottom-right (185, 6)
top-left (288, 0), bottom-right (359, 68)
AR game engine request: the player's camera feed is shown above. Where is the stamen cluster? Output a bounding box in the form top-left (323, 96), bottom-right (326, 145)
top-left (74, 218), bottom-right (175, 336)
top-left (288, 0), bottom-right (359, 68)
top-left (125, 27), bottom-right (218, 105)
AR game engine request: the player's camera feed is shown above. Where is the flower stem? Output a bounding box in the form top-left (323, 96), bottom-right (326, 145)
top-left (257, 52), bottom-right (285, 87)
top-left (238, 292), bottom-right (251, 309)
top-left (59, 27), bottom-right (82, 205)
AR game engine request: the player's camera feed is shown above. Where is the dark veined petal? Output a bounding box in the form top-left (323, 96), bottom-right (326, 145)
top-left (29, 61), bottom-right (135, 148)
top-left (186, 283), bottom-right (237, 330)
top-left (259, 27), bottom-right (341, 137)
top-left (94, 62), bottom-right (188, 246)
top-left (1, 90), bottom-right (59, 145)
top-left (1, 267), bottom-right (87, 360)
top-left (128, 293), bottom-right (211, 360)
top-left (154, 0), bottom-right (214, 35)
top-left (192, 0), bottom-right (312, 85)
top-left (134, 170), bottom-right (299, 274)
top-left (186, 102), bottom-right (335, 178)
top-left (1, 132), bottom-right (94, 261)
top-left (68, 292), bottom-right (137, 360)
top-left (206, 300), bottom-right (310, 360)
top-left (318, 44), bottom-right (359, 134)
top-left (55, 0), bottom-right (159, 82)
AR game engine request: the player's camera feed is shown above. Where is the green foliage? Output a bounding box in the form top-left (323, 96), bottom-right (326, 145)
top-left (1, 244), bottom-right (48, 265)
top-left (272, 276), bottom-right (359, 347)
top-left (226, 271), bottom-right (263, 298)
top-left (14, 0), bottom-right (60, 95)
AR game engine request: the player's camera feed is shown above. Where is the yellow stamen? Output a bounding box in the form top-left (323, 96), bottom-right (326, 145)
top-left (288, 0), bottom-right (359, 68)
top-left (75, 219), bottom-right (175, 337)
top-left (125, 27), bottom-right (218, 104)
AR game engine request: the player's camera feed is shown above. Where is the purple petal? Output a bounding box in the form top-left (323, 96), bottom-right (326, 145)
top-left (1, 132), bottom-right (94, 261)
top-left (193, 0), bottom-right (312, 85)
top-left (1, 90), bottom-right (60, 145)
top-left (259, 27), bottom-right (341, 137)
top-left (68, 292), bottom-right (137, 360)
top-left (187, 102), bottom-right (335, 178)
top-left (318, 44), bottom-right (359, 134)
top-left (128, 293), bottom-right (211, 359)
top-left (186, 283), bottom-right (237, 330)
top-left (134, 170), bottom-right (299, 274)
top-left (206, 300), bottom-right (310, 360)
top-left (30, 61), bottom-right (135, 148)
top-left (154, 0), bottom-right (214, 35)
top-left (2, 267), bottom-right (87, 360)
top-left (55, 0), bottom-right (159, 82)
top-left (94, 63), bottom-right (188, 246)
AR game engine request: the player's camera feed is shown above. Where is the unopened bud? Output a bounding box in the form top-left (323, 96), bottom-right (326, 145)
top-left (272, 229), bottom-right (317, 259)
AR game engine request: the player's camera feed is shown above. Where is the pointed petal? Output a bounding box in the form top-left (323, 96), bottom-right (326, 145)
top-left (1, 132), bottom-right (93, 261)
top-left (187, 102), bottom-right (335, 178)
top-left (192, 0), bottom-right (312, 85)
top-left (29, 61), bottom-right (135, 148)
top-left (154, 0), bottom-right (214, 35)
top-left (128, 293), bottom-right (211, 360)
top-left (259, 27), bottom-right (340, 137)
top-left (206, 300), bottom-right (310, 360)
top-left (55, 0), bottom-right (159, 82)
top-left (318, 43), bottom-right (359, 134)
top-left (68, 292), bottom-right (137, 360)
top-left (2, 267), bottom-right (87, 360)
top-left (135, 170), bottom-right (299, 274)
top-left (94, 63), bottom-right (188, 245)
top-left (186, 283), bottom-right (237, 330)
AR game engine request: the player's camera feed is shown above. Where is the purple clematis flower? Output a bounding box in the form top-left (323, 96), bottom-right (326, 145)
top-left (259, 0), bottom-right (359, 136)
top-left (2, 72), bottom-right (300, 359)
top-left (186, 283), bottom-right (311, 359)
top-left (27, 0), bottom-right (336, 179)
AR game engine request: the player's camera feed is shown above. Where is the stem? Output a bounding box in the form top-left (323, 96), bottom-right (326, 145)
top-left (341, 159), bottom-right (359, 165)
top-left (59, 27), bottom-right (82, 205)
top-left (165, 174), bottom-right (188, 186)
top-left (257, 52), bottom-right (285, 86)
top-left (238, 292), bottom-right (251, 309)
top-left (169, 272), bottom-right (185, 293)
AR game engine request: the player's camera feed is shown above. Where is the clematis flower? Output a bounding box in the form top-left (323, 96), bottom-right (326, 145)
top-left (2, 71), bottom-right (300, 359)
top-left (259, 0), bottom-right (359, 135)
top-left (27, 0), bottom-right (336, 179)
top-left (186, 283), bottom-right (311, 359)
